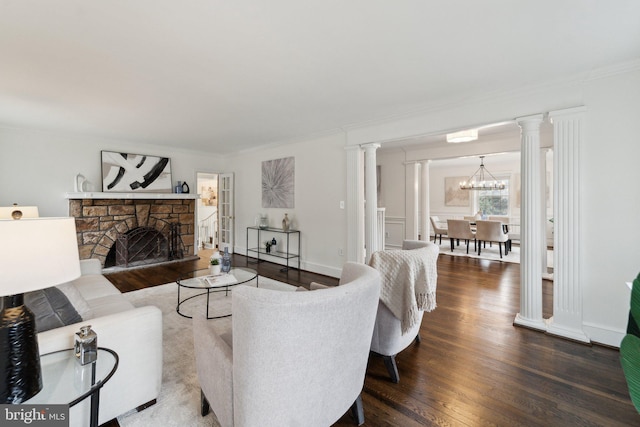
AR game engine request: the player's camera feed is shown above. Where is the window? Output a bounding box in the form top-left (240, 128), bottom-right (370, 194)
top-left (477, 178), bottom-right (509, 216)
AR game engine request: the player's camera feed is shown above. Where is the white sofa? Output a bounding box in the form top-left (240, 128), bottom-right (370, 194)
top-left (36, 259), bottom-right (163, 427)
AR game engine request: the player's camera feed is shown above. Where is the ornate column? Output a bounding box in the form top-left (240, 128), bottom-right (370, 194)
top-left (420, 160), bottom-right (431, 241)
top-left (514, 114), bottom-right (546, 331)
top-left (345, 145), bottom-right (365, 263)
top-left (364, 143), bottom-right (380, 263)
top-left (546, 106), bottom-right (589, 342)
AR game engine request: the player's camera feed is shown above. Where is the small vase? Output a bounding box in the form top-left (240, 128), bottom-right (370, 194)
top-left (282, 213), bottom-right (290, 231)
top-left (210, 264), bottom-right (221, 275)
top-left (259, 214), bottom-right (268, 229)
top-left (221, 247), bottom-right (232, 273)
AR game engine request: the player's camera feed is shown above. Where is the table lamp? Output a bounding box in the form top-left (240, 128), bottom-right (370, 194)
top-left (0, 217), bottom-right (81, 403)
top-left (0, 205), bottom-right (39, 220)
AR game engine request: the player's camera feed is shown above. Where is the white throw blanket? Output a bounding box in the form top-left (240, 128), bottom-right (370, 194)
top-left (368, 246), bottom-right (438, 334)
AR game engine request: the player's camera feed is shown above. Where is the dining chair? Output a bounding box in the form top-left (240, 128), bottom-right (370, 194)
top-left (446, 219), bottom-right (476, 254)
top-left (475, 220), bottom-right (510, 258)
top-left (429, 216), bottom-right (447, 244)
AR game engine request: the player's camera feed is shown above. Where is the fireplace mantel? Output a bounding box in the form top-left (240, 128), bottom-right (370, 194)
top-left (66, 192), bottom-right (199, 200)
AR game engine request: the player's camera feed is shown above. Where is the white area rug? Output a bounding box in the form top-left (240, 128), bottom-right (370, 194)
top-left (117, 276), bottom-right (295, 427)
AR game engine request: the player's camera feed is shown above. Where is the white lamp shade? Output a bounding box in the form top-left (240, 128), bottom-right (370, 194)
top-left (0, 217), bottom-right (80, 295)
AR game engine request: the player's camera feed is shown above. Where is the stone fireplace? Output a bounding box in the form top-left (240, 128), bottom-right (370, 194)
top-left (68, 193), bottom-right (197, 269)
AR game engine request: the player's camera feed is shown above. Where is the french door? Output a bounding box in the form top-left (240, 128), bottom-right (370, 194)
top-left (218, 173), bottom-right (234, 253)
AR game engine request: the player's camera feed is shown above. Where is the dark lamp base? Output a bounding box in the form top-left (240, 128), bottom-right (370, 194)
top-left (0, 294), bottom-right (43, 404)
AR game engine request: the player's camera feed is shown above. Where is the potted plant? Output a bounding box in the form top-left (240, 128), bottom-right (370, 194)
top-left (210, 257), bottom-right (221, 275)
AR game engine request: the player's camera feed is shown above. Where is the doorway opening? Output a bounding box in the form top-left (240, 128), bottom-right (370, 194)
top-left (197, 172), bottom-right (219, 251)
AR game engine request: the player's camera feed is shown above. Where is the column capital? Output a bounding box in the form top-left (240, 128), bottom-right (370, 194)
top-left (549, 105), bottom-right (586, 121)
top-left (516, 113), bottom-right (544, 129)
top-left (361, 143), bottom-right (381, 151)
top-left (344, 144), bottom-right (362, 152)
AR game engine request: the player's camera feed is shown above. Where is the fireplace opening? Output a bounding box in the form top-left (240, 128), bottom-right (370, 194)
top-left (104, 224), bottom-right (185, 268)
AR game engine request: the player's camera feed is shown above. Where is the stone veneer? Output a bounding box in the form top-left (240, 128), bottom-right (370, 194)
top-left (69, 198), bottom-right (195, 267)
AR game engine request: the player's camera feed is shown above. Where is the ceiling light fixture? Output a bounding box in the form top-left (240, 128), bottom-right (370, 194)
top-left (459, 156), bottom-right (506, 190)
top-left (446, 129), bottom-right (478, 143)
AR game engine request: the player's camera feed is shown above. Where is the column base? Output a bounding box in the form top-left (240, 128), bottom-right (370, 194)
top-left (546, 318), bottom-right (590, 344)
top-left (513, 313), bottom-right (547, 332)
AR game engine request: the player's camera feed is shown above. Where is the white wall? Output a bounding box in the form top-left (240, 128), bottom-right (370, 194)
top-left (227, 132), bottom-right (348, 277)
top-left (0, 126), bottom-right (224, 226)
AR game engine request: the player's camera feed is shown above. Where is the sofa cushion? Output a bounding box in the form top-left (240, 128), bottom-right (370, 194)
top-left (72, 274), bottom-right (122, 301)
top-left (57, 282), bottom-right (94, 320)
top-left (87, 294), bottom-right (135, 318)
top-left (25, 287), bottom-right (83, 332)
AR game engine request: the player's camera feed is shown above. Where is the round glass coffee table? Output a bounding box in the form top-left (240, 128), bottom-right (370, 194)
top-left (176, 267), bottom-right (258, 319)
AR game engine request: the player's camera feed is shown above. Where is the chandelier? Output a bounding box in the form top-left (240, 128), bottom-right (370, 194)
top-left (459, 156), bottom-right (506, 190)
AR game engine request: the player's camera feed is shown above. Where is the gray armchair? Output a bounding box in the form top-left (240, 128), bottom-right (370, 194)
top-left (193, 262), bottom-right (381, 427)
top-left (369, 240), bottom-right (439, 383)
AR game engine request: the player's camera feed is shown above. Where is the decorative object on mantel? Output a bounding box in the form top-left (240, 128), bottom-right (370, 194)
top-left (174, 181), bottom-right (190, 194)
top-left (282, 213), bottom-right (290, 231)
top-left (0, 217), bottom-right (81, 403)
top-left (101, 151), bottom-right (172, 193)
top-left (0, 204), bottom-right (39, 220)
top-left (262, 156), bottom-right (295, 208)
top-left (74, 173), bottom-right (93, 192)
top-left (459, 156), bottom-right (506, 190)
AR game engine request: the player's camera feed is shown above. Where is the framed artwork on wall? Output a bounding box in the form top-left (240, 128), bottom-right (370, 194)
top-left (101, 151), bottom-right (172, 193)
top-left (444, 176), bottom-right (470, 207)
top-left (262, 156), bottom-right (295, 208)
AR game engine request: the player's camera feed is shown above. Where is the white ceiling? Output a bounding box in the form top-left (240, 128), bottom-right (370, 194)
top-left (1, 1), bottom-right (639, 154)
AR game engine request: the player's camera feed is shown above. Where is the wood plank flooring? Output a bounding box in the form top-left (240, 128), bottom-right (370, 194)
top-left (102, 252), bottom-right (638, 426)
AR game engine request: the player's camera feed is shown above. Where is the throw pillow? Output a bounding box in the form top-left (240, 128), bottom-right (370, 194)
top-left (25, 287), bottom-right (83, 333)
top-left (57, 282), bottom-right (94, 320)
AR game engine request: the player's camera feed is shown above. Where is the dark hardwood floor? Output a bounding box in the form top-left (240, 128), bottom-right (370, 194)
top-left (102, 252), bottom-right (638, 426)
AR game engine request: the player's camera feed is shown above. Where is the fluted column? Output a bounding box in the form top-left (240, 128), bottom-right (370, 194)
top-left (514, 114), bottom-right (546, 331)
top-left (364, 143), bottom-right (380, 263)
top-left (420, 160), bottom-right (431, 241)
top-left (541, 148), bottom-right (550, 274)
top-left (405, 162), bottom-right (420, 240)
top-left (345, 145), bottom-right (365, 263)
top-left (546, 106), bottom-right (589, 342)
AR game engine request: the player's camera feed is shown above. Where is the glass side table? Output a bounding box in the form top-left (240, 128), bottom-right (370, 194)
top-left (25, 347), bottom-right (118, 427)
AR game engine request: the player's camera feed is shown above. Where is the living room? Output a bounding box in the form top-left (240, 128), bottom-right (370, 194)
top-left (2, 1), bottom-right (640, 425)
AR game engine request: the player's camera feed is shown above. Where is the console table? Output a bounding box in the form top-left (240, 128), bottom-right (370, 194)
top-left (246, 227), bottom-right (300, 272)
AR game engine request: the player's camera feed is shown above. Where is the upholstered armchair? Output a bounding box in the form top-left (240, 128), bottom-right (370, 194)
top-left (369, 240), bottom-right (439, 383)
top-left (193, 262), bottom-right (381, 427)
top-left (446, 219), bottom-right (476, 254)
top-left (475, 220), bottom-right (510, 258)
top-left (429, 216), bottom-right (447, 244)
